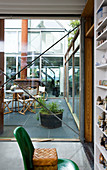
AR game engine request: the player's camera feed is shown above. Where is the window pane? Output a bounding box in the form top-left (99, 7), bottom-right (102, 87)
top-left (5, 32), bottom-right (18, 53)
top-left (28, 32), bottom-right (40, 53)
top-left (18, 31), bottom-right (40, 53)
top-left (18, 56), bottom-right (40, 79)
top-left (41, 32), bottom-right (64, 54)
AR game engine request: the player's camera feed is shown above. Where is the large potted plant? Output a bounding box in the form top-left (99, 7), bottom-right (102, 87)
top-left (39, 101), bottom-right (64, 129)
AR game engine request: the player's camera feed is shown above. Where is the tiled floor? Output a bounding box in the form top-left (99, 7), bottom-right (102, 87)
top-left (0, 141), bottom-right (92, 170)
top-left (2, 99), bottom-right (79, 139)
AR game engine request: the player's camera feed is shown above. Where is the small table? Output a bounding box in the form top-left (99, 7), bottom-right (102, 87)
top-left (6, 89), bottom-right (24, 112)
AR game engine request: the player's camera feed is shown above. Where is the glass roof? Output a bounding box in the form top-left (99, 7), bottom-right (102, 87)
top-left (5, 19), bottom-right (70, 29)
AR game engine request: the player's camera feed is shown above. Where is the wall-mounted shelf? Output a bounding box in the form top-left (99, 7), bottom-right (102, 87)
top-left (96, 40), bottom-right (107, 50)
top-left (85, 24), bottom-right (94, 38)
top-left (96, 0), bottom-right (107, 14)
top-left (95, 0), bottom-right (107, 169)
top-left (96, 161), bottom-right (105, 170)
top-left (96, 17), bottom-right (107, 32)
top-left (96, 29), bottom-right (107, 41)
top-left (96, 85), bottom-right (107, 89)
top-left (96, 124), bottom-right (107, 137)
top-left (96, 63), bottom-right (107, 69)
top-left (96, 105), bottom-right (107, 114)
top-left (96, 143), bottom-right (107, 161)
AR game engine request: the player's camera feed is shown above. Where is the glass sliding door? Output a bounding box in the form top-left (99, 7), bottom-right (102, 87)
top-left (68, 58), bottom-right (73, 107)
top-left (74, 50), bottom-right (80, 120)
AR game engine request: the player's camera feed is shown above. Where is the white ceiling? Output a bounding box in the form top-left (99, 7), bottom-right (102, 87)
top-left (0, 0), bottom-right (86, 16)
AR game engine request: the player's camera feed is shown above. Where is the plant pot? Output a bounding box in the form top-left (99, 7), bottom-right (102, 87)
top-left (40, 112), bottom-right (63, 129)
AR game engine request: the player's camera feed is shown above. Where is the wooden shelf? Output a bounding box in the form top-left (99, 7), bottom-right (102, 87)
top-left (96, 63), bottom-right (107, 69)
top-left (96, 29), bottom-right (107, 41)
top-left (96, 17), bottom-right (107, 32)
top-left (96, 0), bottom-right (107, 13)
top-left (85, 24), bottom-right (94, 38)
top-left (96, 85), bottom-right (107, 89)
top-left (96, 40), bottom-right (107, 50)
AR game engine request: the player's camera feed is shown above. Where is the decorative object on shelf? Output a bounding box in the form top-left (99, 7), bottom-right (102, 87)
top-left (100, 134), bottom-right (107, 150)
top-left (98, 116), bottom-right (104, 128)
top-left (99, 153), bottom-right (107, 168)
top-left (104, 96), bottom-right (107, 110)
top-left (97, 8), bottom-right (103, 25)
top-left (97, 96), bottom-right (103, 105)
top-left (96, 62), bottom-right (100, 66)
top-left (101, 55), bottom-right (106, 64)
top-left (104, 121), bottom-right (107, 134)
top-left (103, 80), bottom-right (107, 86)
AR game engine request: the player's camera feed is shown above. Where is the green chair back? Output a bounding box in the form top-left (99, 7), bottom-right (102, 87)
top-left (14, 126), bottom-right (34, 170)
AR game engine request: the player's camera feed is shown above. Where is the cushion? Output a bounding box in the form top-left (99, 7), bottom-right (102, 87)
top-left (33, 148), bottom-right (58, 167)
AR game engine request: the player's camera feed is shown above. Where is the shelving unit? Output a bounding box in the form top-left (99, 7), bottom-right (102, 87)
top-left (94, 0), bottom-right (107, 169)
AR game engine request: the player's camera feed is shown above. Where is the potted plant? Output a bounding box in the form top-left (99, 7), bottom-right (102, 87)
top-left (39, 101), bottom-right (64, 129)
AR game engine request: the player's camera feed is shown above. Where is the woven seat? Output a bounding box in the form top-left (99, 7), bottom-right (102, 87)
top-left (33, 148), bottom-right (58, 169)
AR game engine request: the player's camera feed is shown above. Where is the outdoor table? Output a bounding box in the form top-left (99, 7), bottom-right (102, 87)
top-left (6, 89), bottom-right (24, 112)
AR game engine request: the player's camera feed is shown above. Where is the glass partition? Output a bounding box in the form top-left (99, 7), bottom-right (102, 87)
top-left (68, 58), bottom-right (73, 107)
top-left (74, 50), bottom-right (80, 119)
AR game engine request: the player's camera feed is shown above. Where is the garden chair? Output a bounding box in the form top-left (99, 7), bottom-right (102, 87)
top-left (35, 86), bottom-right (48, 101)
top-left (3, 93), bottom-right (14, 114)
top-left (13, 126), bottom-right (79, 170)
top-left (17, 93), bottom-right (35, 115)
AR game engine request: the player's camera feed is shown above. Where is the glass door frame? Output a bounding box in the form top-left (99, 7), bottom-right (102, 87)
top-left (64, 28), bottom-right (80, 130)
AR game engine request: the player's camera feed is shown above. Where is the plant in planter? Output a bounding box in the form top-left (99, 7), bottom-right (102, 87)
top-left (39, 101), bottom-right (64, 129)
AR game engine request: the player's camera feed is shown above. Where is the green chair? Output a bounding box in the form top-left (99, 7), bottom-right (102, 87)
top-left (14, 126), bottom-right (79, 170)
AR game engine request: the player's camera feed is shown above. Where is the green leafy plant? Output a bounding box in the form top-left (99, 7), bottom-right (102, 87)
top-left (39, 101), bottom-right (64, 115)
top-left (36, 97), bottom-right (46, 107)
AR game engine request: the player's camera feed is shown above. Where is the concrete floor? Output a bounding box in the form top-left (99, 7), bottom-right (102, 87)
top-left (0, 141), bottom-right (92, 170)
